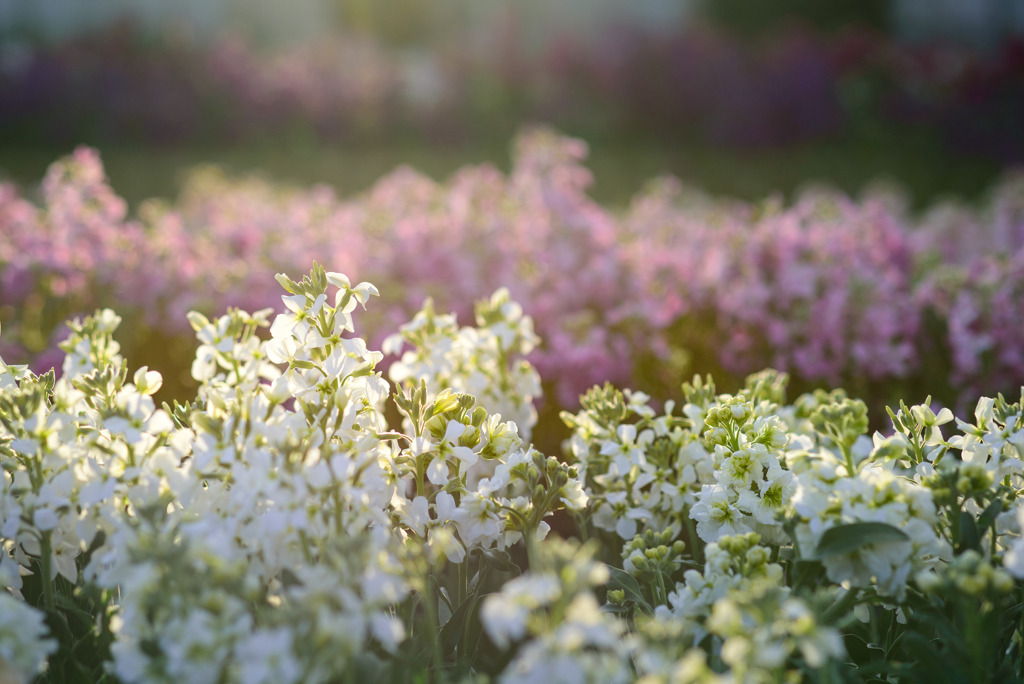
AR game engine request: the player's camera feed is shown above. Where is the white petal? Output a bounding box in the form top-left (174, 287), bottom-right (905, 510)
top-left (427, 459), bottom-right (449, 486)
top-left (444, 421), bottom-right (466, 444)
top-left (282, 294), bottom-right (307, 313)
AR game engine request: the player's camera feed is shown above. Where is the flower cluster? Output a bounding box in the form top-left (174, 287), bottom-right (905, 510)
top-left (659, 533), bottom-right (784, 631)
top-left (6, 132), bottom-right (1024, 423)
top-left (791, 459), bottom-right (950, 600)
top-left (0, 266), bottom-right (589, 684)
top-left (0, 591), bottom-right (56, 684)
top-left (621, 528), bottom-right (689, 605)
top-left (0, 308), bottom-right (186, 603)
top-left (689, 394), bottom-right (794, 547)
top-left (481, 538), bottom-right (635, 684)
top-left (634, 573), bottom-right (844, 684)
top-left (383, 287), bottom-right (541, 443)
top-left (703, 581), bottom-right (846, 684)
top-left (562, 382), bottom-right (714, 541)
top-left (787, 396), bottom-right (952, 600)
top-left (8, 264), bottom-right (1024, 682)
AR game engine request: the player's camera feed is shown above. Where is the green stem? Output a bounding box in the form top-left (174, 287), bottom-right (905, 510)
top-left (39, 531), bottom-right (56, 612)
top-left (575, 512), bottom-right (590, 543)
top-left (424, 572), bottom-right (445, 683)
top-left (458, 560), bottom-right (469, 611)
top-left (684, 512), bottom-right (703, 565)
top-left (655, 571), bottom-right (669, 607)
top-left (525, 530), bottom-right (541, 572)
top-left (416, 459), bottom-right (426, 498)
top-left (841, 442), bottom-right (856, 477)
top-left (821, 587), bottom-right (860, 624)
top-left (1018, 585), bottom-right (1024, 667)
top-left (457, 558), bottom-right (480, 660)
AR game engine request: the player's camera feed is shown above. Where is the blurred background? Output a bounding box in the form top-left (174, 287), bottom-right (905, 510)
top-left (1, 0), bottom-right (1023, 207)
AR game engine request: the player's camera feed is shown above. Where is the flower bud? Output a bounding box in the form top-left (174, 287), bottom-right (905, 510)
top-left (916, 570), bottom-right (943, 593)
top-left (956, 574), bottom-right (985, 596)
top-left (471, 406), bottom-right (488, 427)
top-left (992, 570), bottom-right (1015, 594)
top-left (746, 547), bottom-right (769, 566)
top-left (629, 551), bottom-right (649, 571)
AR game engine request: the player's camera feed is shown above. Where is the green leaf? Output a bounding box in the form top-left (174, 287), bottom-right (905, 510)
top-left (429, 576), bottom-right (454, 615)
top-left (957, 510), bottom-right (980, 553)
top-left (607, 567), bottom-right (653, 616)
top-left (473, 548), bottom-right (519, 574)
top-left (468, 569), bottom-right (482, 596)
top-left (979, 498), bottom-right (1004, 530)
top-left (813, 522), bottom-right (909, 559)
top-left (438, 593), bottom-right (479, 656)
top-left (791, 559), bottom-right (825, 591)
top-left (600, 603), bottom-right (631, 615)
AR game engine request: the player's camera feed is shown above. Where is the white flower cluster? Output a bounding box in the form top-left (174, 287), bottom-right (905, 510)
top-left (948, 395), bottom-right (1024, 484)
top-left (0, 264), bottom-right (591, 684)
top-left (791, 461), bottom-right (950, 600)
top-left (919, 549), bottom-right (1014, 598)
top-left (47, 271), bottom-right (404, 683)
top-left (392, 409), bottom-right (588, 564)
top-left (481, 538), bottom-right (635, 684)
top-left (1, 310), bottom-right (185, 600)
top-left (563, 372), bottom-right (805, 548)
top-left (704, 582), bottom-right (845, 684)
top-left (384, 288), bottom-right (542, 443)
top-left (658, 533), bottom-right (784, 633)
top-left (101, 511), bottom-right (406, 684)
top-left (788, 396), bottom-right (953, 600)
top-left (0, 591), bottom-right (56, 684)
top-left (8, 263), bottom-right (1024, 683)
top-left (634, 561), bottom-right (842, 684)
top-left (623, 582), bottom-right (844, 684)
top-left (187, 306), bottom-right (280, 396)
top-left (562, 383), bottom-right (714, 540)
top-left (689, 395), bottom-right (793, 547)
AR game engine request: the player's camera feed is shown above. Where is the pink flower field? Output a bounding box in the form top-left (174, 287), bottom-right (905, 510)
top-left (2, 129), bottom-right (1023, 439)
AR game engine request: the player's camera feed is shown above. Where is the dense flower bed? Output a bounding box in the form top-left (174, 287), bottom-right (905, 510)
top-left (2, 130), bottom-right (1023, 424)
top-left (4, 266), bottom-right (1024, 683)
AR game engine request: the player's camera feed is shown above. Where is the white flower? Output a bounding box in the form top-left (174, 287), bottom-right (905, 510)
top-left (0, 592), bottom-right (57, 682)
top-left (792, 462), bottom-right (950, 599)
top-left (691, 485), bottom-right (750, 542)
top-left (397, 496), bottom-right (431, 537)
top-left (593, 491), bottom-right (652, 539)
top-left (270, 293), bottom-right (325, 340)
top-left (235, 628), bottom-right (301, 684)
top-left (560, 479), bottom-right (589, 512)
top-left (370, 613), bottom-right (405, 652)
top-left (1003, 503), bottom-right (1024, 578)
